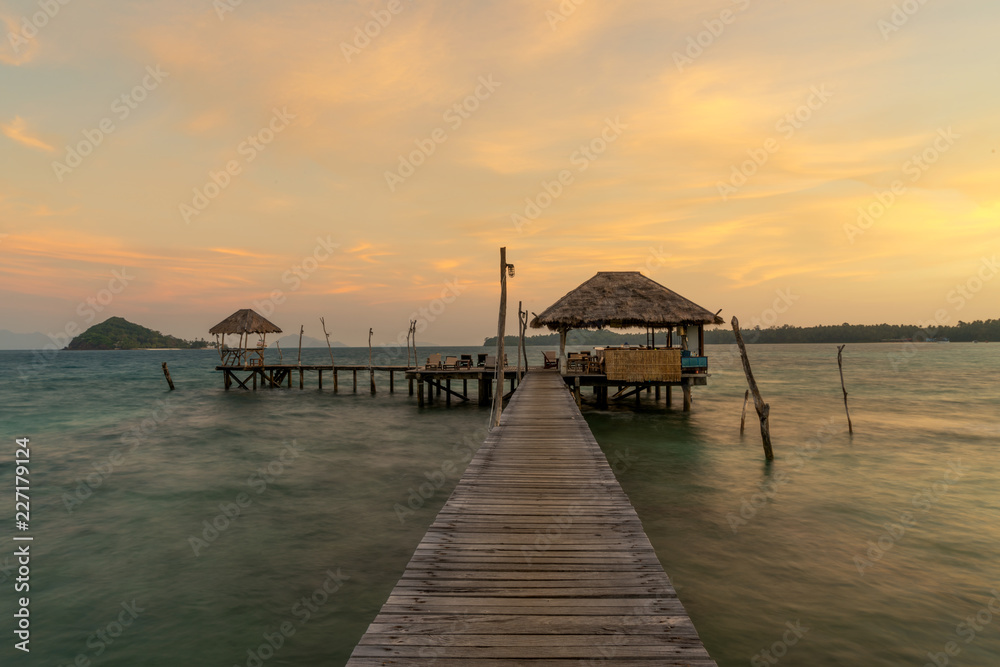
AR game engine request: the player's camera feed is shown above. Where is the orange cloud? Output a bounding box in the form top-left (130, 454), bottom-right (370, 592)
top-left (2, 116), bottom-right (53, 152)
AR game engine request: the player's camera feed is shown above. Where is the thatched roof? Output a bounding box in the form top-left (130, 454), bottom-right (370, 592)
top-left (209, 309), bottom-right (282, 335)
top-left (530, 272), bottom-right (723, 331)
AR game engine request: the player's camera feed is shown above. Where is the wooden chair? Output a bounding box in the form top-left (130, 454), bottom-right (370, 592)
top-left (458, 354), bottom-right (473, 369)
top-left (442, 356), bottom-right (458, 369)
top-left (543, 351), bottom-right (558, 368)
top-left (425, 353), bottom-right (442, 369)
top-left (483, 354), bottom-right (497, 369)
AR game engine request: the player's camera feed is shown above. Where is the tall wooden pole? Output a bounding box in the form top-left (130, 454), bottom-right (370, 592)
top-left (837, 344), bottom-right (854, 435)
top-left (732, 316), bottom-right (773, 460)
top-left (320, 316), bottom-right (336, 369)
top-left (368, 328), bottom-right (376, 394)
top-left (516, 299), bottom-right (523, 382)
top-left (519, 305), bottom-right (528, 379)
top-left (297, 325), bottom-right (304, 365)
top-left (411, 320), bottom-right (418, 369)
top-left (493, 247), bottom-right (508, 427)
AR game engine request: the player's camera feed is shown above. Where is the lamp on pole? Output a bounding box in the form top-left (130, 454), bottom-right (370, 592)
top-left (493, 247), bottom-right (515, 427)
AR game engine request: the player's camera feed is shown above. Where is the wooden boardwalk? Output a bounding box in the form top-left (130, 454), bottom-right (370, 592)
top-left (347, 370), bottom-right (717, 666)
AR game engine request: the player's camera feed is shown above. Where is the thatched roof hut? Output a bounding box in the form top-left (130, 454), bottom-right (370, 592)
top-left (209, 309), bottom-right (282, 335)
top-left (530, 272), bottom-right (723, 331)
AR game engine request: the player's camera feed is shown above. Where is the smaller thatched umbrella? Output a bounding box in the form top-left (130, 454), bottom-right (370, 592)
top-left (209, 309), bottom-right (282, 366)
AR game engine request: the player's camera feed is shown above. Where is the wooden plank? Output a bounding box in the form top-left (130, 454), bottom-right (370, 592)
top-left (346, 370), bottom-right (716, 666)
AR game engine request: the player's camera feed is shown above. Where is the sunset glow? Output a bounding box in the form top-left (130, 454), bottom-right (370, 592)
top-left (2, 0), bottom-right (998, 344)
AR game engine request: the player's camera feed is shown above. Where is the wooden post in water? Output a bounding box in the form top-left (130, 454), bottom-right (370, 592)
top-left (368, 328), bottom-right (376, 394)
top-left (297, 325), bottom-right (304, 365)
top-left (416, 372), bottom-right (424, 407)
top-left (732, 316), bottom-right (774, 461)
top-left (320, 317), bottom-right (337, 392)
top-left (740, 389), bottom-right (750, 435)
top-left (837, 344), bottom-right (854, 435)
top-left (161, 362), bottom-right (175, 390)
top-left (275, 341), bottom-right (283, 362)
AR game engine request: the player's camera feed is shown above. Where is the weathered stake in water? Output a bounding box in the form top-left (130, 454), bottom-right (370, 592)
top-left (732, 316), bottom-right (774, 460)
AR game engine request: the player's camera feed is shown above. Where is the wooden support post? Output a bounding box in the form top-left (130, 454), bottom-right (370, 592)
top-left (740, 389), bottom-right (749, 435)
top-left (161, 362), bottom-right (175, 390)
top-left (493, 246), bottom-right (512, 427)
top-left (224, 370), bottom-right (231, 390)
top-left (417, 373), bottom-right (424, 407)
top-left (665, 385), bottom-right (672, 407)
top-left (368, 328), bottom-right (376, 395)
top-left (320, 317), bottom-right (337, 389)
top-left (682, 383), bottom-right (692, 411)
top-left (837, 345), bottom-right (854, 435)
top-left (558, 328), bottom-right (568, 374)
top-left (574, 377), bottom-right (581, 408)
top-left (436, 380), bottom-right (441, 397)
top-left (389, 370), bottom-right (394, 394)
top-left (427, 380), bottom-right (434, 403)
top-left (299, 368), bottom-right (304, 389)
top-left (318, 370), bottom-right (323, 389)
top-left (463, 379), bottom-right (468, 397)
top-left (334, 369), bottom-right (339, 393)
top-left (655, 385), bottom-right (661, 401)
top-left (446, 379), bottom-right (451, 406)
top-left (297, 325), bottom-right (304, 365)
top-left (732, 316), bottom-right (774, 461)
top-left (698, 324), bottom-right (705, 358)
top-left (353, 369), bottom-right (357, 392)
top-left (286, 371), bottom-right (291, 388)
top-left (636, 385), bottom-right (641, 408)
top-left (409, 377), bottom-right (414, 396)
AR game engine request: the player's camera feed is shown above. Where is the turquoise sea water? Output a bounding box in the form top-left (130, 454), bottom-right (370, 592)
top-left (1, 343), bottom-right (999, 666)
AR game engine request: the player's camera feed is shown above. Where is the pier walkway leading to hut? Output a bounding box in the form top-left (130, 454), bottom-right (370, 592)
top-left (346, 369), bottom-right (717, 666)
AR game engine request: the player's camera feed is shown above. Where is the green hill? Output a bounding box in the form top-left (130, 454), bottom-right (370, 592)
top-left (67, 317), bottom-right (209, 350)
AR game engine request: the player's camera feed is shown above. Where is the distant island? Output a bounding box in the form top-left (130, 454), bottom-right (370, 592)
top-left (485, 320), bottom-right (999, 346)
top-left (67, 317), bottom-right (210, 350)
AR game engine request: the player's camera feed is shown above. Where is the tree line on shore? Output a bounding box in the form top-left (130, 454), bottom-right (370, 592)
top-left (484, 320), bottom-right (999, 347)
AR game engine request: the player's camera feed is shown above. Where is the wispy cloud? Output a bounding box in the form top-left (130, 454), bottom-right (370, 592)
top-left (2, 117), bottom-right (54, 152)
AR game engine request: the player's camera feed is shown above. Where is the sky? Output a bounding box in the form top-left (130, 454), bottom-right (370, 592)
top-left (1, 0), bottom-right (998, 346)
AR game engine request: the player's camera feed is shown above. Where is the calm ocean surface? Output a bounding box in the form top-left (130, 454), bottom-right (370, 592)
top-left (1, 342), bottom-right (999, 666)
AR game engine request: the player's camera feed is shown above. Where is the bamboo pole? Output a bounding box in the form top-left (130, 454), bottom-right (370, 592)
top-left (320, 317), bottom-right (337, 393)
top-left (837, 344), bottom-right (854, 435)
top-left (411, 320), bottom-right (418, 370)
top-left (731, 316), bottom-right (773, 460)
top-left (519, 307), bottom-right (528, 378)
top-left (368, 327), bottom-right (376, 394)
top-left (740, 389), bottom-right (749, 435)
top-left (275, 341), bottom-right (283, 363)
top-left (161, 362), bottom-right (175, 390)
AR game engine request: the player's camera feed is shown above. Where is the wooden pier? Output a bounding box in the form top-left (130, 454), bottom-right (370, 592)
top-left (347, 370), bottom-right (717, 666)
